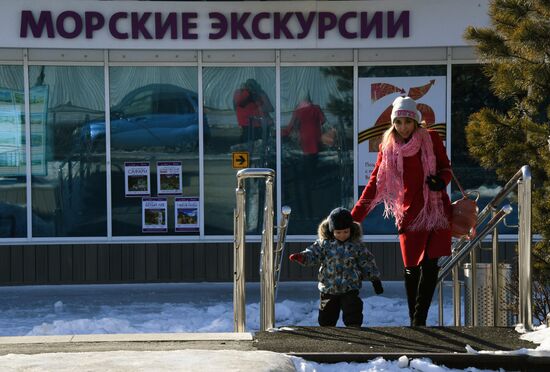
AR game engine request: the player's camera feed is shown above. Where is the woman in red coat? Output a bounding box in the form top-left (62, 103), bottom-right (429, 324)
top-left (351, 96), bottom-right (452, 326)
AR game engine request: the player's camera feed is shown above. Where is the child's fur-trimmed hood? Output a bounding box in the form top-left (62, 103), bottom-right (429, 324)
top-left (318, 219), bottom-right (363, 242)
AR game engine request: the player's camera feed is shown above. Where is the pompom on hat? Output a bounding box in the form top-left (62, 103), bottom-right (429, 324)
top-left (390, 96), bottom-right (421, 124)
top-left (328, 207), bottom-right (354, 232)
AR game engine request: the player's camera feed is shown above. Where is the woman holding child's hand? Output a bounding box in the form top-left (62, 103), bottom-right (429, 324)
top-left (351, 96), bottom-right (452, 327)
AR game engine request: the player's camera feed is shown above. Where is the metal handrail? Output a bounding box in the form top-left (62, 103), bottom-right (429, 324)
top-left (437, 165), bottom-right (532, 330)
top-left (234, 168), bottom-right (292, 332)
top-left (274, 205), bottom-right (291, 300)
top-left (234, 168), bottom-right (275, 332)
top-left (439, 166), bottom-right (530, 270)
top-left (437, 205), bottom-right (512, 282)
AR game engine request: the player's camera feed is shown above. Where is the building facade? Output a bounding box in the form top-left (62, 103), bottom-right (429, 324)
top-left (0, 0), bottom-right (516, 285)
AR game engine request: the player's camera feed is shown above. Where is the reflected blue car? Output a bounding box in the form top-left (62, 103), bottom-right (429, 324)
top-left (80, 84), bottom-right (207, 152)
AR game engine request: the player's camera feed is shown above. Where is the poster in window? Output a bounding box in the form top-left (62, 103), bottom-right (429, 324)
top-left (157, 161), bottom-right (182, 195)
top-left (125, 162), bottom-right (150, 197)
top-left (0, 85), bottom-right (48, 177)
top-left (142, 197), bottom-right (167, 233)
top-left (0, 88), bottom-right (22, 176)
top-left (357, 76), bottom-right (447, 187)
top-left (175, 197), bottom-right (199, 232)
top-left (29, 86), bottom-right (48, 176)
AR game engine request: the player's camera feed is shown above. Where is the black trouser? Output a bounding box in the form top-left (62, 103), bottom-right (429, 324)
top-left (318, 290), bottom-right (363, 327)
top-left (295, 154), bottom-right (318, 216)
top-left (404, 257), bottom-right (440, 326)
top-left (240, 126), bottom-right (263, 145)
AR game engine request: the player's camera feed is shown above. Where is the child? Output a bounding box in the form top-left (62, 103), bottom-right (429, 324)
top-left (289, 207), bottom-right (383, 327)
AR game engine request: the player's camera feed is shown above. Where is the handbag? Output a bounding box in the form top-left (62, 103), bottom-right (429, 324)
top-left (449, 169), bottom-right (479, 239)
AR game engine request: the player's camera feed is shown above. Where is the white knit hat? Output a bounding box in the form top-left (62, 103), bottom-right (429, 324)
top-left (391, 96), bottom-right (420, 123)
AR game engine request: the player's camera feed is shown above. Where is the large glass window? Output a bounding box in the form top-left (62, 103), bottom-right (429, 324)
top-left (280, 66), bottom-right (353, 235)
top-left (110, 67), bottom-right (199, 236)
top-left (451, 64), bottom-right (515, 233)
top-left (357, 65), bottom-right (447, 235)
top-left (0, 66), bottom-right (26, 237)
top-left (203, 67), bottom-right (275, 235)
top-left (29, 66), bottom-right (106, 237)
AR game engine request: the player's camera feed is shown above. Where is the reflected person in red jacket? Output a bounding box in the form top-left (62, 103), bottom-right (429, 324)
top-left (282, 91), bottom-right (329, 216)
top-left (351, 96), bottom-right (452, 326)
top-left (233, 78), bottom-right (274, 145)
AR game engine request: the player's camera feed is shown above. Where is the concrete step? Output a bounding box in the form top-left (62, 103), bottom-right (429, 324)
top-left (1, 328), bottom-right (548, 371)
top-left (0, 332), bottom-right (254, 356)
top-left (255, 326), bottom-right (550, 371)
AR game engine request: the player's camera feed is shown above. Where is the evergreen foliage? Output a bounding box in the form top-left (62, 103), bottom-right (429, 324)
top-left (464, 0), bottom-right (550, 322)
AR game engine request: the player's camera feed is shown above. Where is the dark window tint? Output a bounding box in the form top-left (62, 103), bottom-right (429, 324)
top-left (124, 89), bottom-right (154, 116)
top-left (155, 92), bottom-right (195, 115)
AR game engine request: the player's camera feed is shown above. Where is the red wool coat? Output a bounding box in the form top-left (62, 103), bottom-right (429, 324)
top-left (351, 130), bottom-right (452, 268)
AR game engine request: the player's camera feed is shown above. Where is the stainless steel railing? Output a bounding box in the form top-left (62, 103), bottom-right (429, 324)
top-left (274, 206), bottom-right (291, 300)
top-left (437, 165), bottom-right (532, 330)
top-left (233, 168), bottom-right (291, 332)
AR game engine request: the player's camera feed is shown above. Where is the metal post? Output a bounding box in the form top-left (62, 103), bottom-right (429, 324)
top-left (470, 245), bottom-right (478, 326)
top-left (438, 284), bottom-right (443, 326)
top-left (453, 264), bottom-right (461, 326)
top-left (233, 168), bottom-right (275, 332)
top-left (274, 206), bottom-right (292, 300)
top-left (260, 174), bottom-right (275, 331)
top-left (518, 165), bottom-right (532, 330)
top-left (491, 210), bottom-right (499, 326)
top-left (234, 185), bottom-right (246, 332)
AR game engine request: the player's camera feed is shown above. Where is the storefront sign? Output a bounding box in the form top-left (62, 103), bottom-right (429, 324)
top-left (0, 0), bottom-right (490, 49)
top-left (20, 10), bottom-right (409, 41)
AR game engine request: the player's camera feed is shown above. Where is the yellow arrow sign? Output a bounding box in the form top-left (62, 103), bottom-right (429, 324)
top-left (232, 152), bottom-right (249, 169)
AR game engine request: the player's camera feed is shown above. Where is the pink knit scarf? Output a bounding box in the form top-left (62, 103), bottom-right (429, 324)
top-left (372, 128), bottom-right (448, 231)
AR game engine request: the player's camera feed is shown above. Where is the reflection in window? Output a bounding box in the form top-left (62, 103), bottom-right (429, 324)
top-left (281, 66), bottom-right (353, 235)
top-left (203, 67), bottom-right (275, 235)
top-left (109, 67), bottom-right (199, 236)
top-left (123, 89), bottom-right (154, 117)
top-left (29, 65), bottom-right (106, 237)
top-left (0, 66), bottom-right (26, 237)
top-left (451, 64), bottom-right (516, 233)
top-left (357, 65), bottom-right (447, 235)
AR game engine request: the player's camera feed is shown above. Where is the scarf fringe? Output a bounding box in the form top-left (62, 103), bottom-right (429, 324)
top-left (374, 128), bottom-right (449, 231)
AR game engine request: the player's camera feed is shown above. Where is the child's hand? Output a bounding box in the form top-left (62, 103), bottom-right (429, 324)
top-left (372, 279), bottom-right (384, 295)
top-left (289, 253), bottom-right (305, 265)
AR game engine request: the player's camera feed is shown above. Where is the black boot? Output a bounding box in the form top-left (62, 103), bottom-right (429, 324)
top-left (403, 266), bottom-right (420, 326)
top-left (412, 258), bottom-right (440, 326)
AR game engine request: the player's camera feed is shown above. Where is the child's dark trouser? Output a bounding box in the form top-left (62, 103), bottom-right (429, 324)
top-left (318, 290), bottom-right (363, 327)
top-left (403, 257), bottom-right (440, 326)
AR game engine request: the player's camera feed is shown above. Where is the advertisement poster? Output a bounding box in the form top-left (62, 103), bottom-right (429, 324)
top-left (0, 88), bottom-right (22, 176)
top-left (357, 76), bottom-right (447, 186)
top-left (0, 85), bottom-right (47, 177)
top-left (29, 85), bottom-right (48, 176)
top-left (157, 161), bottom-right (182, 195)
top-left (142, 197), bottom-right (168, 233)
top-left (175, 197), bottom-right (199, 232)
top-left (125, 162), bottom-right (150, 197)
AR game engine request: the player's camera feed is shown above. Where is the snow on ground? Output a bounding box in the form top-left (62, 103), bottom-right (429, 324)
top-left (0, 281), bottom-right (548, 371)
top-left (0, 282), bottom-right (450, 336)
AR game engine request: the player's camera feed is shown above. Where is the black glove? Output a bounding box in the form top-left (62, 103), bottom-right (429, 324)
top-left (426, 175), bottom-right (446, 191)
top-left (372, 279), bottom-right (384, 295)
